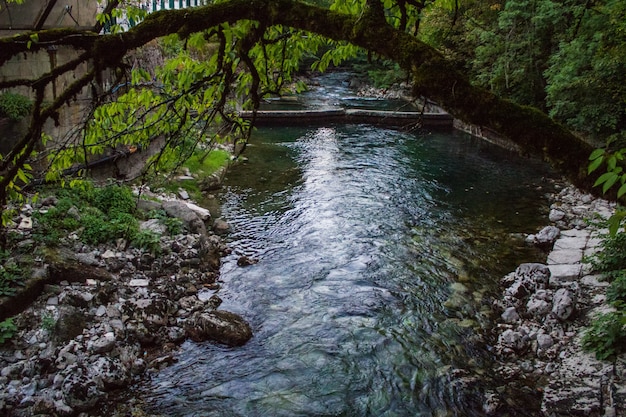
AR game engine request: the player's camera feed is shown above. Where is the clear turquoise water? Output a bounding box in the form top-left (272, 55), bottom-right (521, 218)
top-left (137, 124), bottom-right (555, 416)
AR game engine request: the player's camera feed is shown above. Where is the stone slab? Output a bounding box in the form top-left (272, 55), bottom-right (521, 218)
top-left (580, 274), bottom-right (609, 288)
top-left (547, 249), bottom-right (583, 265)
top-left (548, 264), bottom-right (582, 285)
top-left (553, 236), bottom-right (587, 251)
top-left (560, 229), bottom-right (591, 239)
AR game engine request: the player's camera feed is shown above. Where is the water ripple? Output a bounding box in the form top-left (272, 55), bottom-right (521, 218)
top-left (137, 123), bottom-right (555, 416)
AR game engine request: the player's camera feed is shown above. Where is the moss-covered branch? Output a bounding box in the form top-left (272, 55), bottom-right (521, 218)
top-left (0, 0), bottom-right (600, 193)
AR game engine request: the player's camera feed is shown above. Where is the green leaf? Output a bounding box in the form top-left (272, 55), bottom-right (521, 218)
top-left (594, 172), bottom-right (615, 187)
top-left (588, 154), bottom-right (605, 174)
top-left (608, 155), bottom-right (617, 171)
top-left (608, 212), bottom-right (626, 236)
top-left (618, 183), bottom-right (626, 198)
top-left (603, 173), bottom-right (620, 193)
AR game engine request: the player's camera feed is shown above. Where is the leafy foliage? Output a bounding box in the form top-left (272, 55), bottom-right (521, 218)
top-left (582, 311), bottom-right (626, 360)
top-left (588, 147), bottom-right (626, 235)
top-left (40, 312), bottom-right (56, 332)
top-left (0, 318), bottom-right (17, 345)
top-left (0, 250), bottom-right (24, 296)
top-left (0, 92), bottom-right (32, 121)
top-left (545, 0), bottom-right (626, 142)
top-left (588, 231), bottom-right (626, 278)
top-left (34, 183), bottom-right (142, 247)
top-left (606, 271), bottom-right (626, 306)
top-left (131, 229), bottom-right (162, 255)
top-left (148, 209), bottom-right (184, 235)
top-left (583, 227), bottom-right (626, 360)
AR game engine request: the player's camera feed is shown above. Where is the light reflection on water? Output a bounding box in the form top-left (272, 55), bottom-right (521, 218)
top-left (137, 124), bottom-right (555, 416)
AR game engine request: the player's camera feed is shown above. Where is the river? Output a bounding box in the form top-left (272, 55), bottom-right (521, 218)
top-left (135, 75), bottom-right (557, 416)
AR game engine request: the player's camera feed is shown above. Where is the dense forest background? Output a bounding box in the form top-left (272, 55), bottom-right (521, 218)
top-left (411, 0), bottom-right (626, 147)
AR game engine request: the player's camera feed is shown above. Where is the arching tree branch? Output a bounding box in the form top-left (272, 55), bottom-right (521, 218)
top-left (0, 0), bottom-right (599, 196)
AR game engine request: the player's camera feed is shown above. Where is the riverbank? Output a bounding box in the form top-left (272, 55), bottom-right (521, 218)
top-left (0, 74), bottom-right (623, 416)
top-left (490, 184), bottom-right (625, 416)
top-left (0, 184), bottom-right (254, 416)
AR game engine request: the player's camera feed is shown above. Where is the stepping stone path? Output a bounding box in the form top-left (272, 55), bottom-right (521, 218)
top-left (547, 228), bottom-right (597, 286)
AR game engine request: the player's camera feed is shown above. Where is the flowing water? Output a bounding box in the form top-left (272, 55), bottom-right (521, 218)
top-left (135, 74), bottom-right (557, 416)
top-left (136, 123), bottom-right (557, 416)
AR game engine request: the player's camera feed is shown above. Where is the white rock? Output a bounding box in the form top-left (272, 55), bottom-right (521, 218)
top-left (18, 217), bottom-right (33, 230)
top-left (548, 264), bottom-right (582, 285)
top-left (549, 209), bottom-right (565, 222)
top-left (552, 288), bottom-right (576, 321)
top-left (95, 305), bottom-right (107, 317)
top-left (91, 332), bottom-right (116, 354)
top-left (537, 333), bottom-right (554, 350)
top-left (101, 249), bottom-right (116, 259)
top-left (547, 249), bottom-right (583, 265)
top-left (501, 307), bottom-right (520, 323)
top-left (178, 189), bottom-right (190, 200)
top-left (184, 202), bottom-right (211, 221)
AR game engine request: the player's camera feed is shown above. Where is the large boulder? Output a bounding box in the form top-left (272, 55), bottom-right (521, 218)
top-left (61, 364), bottom-right (104, 412)
top-left (162, 201), bottom-right (207, 235)
top-left (515, 263), bottom-right (550, 290)
top-left (89, 356), bottom-right (130, 390)
top-left (533, 226), bottom-right (560, 250)
top-left (185, 310), bottom-right (252, 347)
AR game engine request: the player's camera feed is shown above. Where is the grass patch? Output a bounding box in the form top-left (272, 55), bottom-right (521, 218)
top-left (32, 182), bottom-right (182, 252)
top-left (184, 148), bottom-right (230, 175)
top-left (150, 148), bottom-right (230, 199)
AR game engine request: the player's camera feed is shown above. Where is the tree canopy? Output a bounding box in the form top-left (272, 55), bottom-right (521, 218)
top-left (0, 0), bottom-right (618, 222)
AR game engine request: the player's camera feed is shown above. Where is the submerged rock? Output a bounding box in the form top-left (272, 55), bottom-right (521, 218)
top-left (185, 310), bottom-right (252, 347)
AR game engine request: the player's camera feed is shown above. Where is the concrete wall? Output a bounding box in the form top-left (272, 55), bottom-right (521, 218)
top-left (0, 1), bottom-right (99, 33)
top-left (0, 46), bottom-right (96, 148)
top-left (0, 1), bottom-right (103, 149)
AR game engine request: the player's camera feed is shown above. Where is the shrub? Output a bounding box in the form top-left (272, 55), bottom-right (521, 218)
top-left (34, 183), bottom-right (140, 246)
top-left (582, 311), bottom-right (626, 360)
top-left (41, 312), bottom-right (56, 332)
top-left (0, 318), bottom-right (17, 345)
top-left (0, 92), bottom-right (32, 120)
top-left (93, 184), bottom-right (136, 217)
top-left (131, 229), bottom-right (161, 254)
top-left (148, 209), bottom-right (184, 235)
top-left (589, 232), bottom-right (626, 279)
top-left (607, 271), bottom-right (626, 306)
top-left (0, 251), bottom-right (24, 296)
top-left (81, 210), bottom-right (139, 245)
